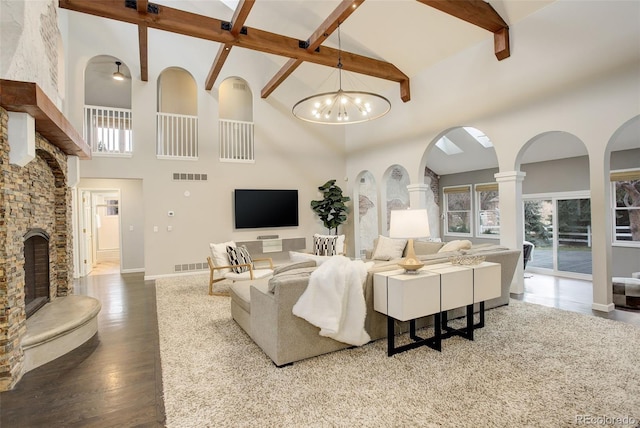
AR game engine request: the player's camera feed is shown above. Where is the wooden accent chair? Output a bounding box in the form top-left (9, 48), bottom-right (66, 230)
top-left (207, 242), bottom-right (274, 296)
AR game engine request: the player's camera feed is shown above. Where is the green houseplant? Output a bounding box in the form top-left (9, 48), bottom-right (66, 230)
top-left (310, 179), bottom-right (350, 235)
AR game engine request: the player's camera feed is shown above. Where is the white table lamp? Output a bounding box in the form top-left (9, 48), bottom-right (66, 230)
top-left (389, 209), bottom-right (430, 273)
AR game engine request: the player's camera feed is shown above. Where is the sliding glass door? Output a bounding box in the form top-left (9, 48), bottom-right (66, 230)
top-left (524, 193), bottom-right (592, 278)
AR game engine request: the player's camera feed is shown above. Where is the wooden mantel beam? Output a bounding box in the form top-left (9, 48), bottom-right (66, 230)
top-left (261, 0), bottom-right (365, 99)
top-left (205, 0), bottom-right (255, 90)
top-left (417, 0), bottom-right (510, 60)
top-left (59, 0), bottom-right (410, 102)
top-left (0, 79), bottom-right (91, 159)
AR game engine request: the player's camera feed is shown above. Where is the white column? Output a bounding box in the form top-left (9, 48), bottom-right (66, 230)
top-left (407, 183), bottom-right (441, 239)
top-left (495, 171), bottom-right (526, 294)
top-left (589, 158), bottom-right (614, 312)
top-left (407, 183), bottom-right (428, 208)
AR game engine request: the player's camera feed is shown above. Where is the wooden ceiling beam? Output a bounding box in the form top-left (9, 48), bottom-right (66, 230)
top-left (417, 0), bottom-right (510, 60)
top-left (205, 0), bottom-right (255, 90)
top-left (138, 24), bottom-right (148, 81)
top-left (136, 0), bottom-right (148, 81)
top-left (59, 0), bottom-right (410, 101)
top-left (262, 0), bottom-right (364, 99)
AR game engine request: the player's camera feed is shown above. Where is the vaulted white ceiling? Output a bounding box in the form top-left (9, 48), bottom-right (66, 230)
top-left (70, 0), bottom-right (640, 175)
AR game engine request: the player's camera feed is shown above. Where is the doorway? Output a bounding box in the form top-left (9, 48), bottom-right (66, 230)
top-left (524, 192), bottom-right (592, 279)
top-left (78, 189), bottom-right (121, 276)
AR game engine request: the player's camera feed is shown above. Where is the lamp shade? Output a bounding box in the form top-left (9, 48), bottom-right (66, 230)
top-left (389, 209), bottom-right (430, 239)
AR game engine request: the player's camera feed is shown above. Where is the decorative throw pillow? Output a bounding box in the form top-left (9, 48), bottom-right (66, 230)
top-left (227, 245), bottom-right (252, 273)
top-left (313, 233), bottom-right (345, 255)
top-left (410, 240), bottom-right (445, 256)
top-left (313, 234), bottom-right (338, 256)
top-left (371, 235), bottom-right (407, 261)
top-left (437, 239), bottom-right (473, 253)
top-left (209, 240), bottom-right (236, 275)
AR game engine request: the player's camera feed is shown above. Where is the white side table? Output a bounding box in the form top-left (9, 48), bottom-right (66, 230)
top-left (373, 269), bottom-right (443, 356)
top-left (423, 261), bottom-right (501, 341)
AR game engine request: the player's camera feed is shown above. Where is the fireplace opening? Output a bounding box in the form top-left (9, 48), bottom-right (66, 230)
top-left (24, 229), bottom-right (51, 318)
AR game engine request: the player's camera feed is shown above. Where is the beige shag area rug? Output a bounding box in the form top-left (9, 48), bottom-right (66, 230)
top-left (156, 275), bottom-right (640, 428)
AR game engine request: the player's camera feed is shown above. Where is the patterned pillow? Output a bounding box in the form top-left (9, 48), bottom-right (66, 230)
top-left (226, 245), bottom-right (252, 274)
top-left (313, 235), bottom-right (338, 256)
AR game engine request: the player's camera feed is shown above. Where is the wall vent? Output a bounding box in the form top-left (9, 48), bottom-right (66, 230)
top-left (172, 172), bottom-right (208, 181)
top-left (233, 82), bottom-right (246, 91)
top-left (174, 262), bottom-right (207, 272)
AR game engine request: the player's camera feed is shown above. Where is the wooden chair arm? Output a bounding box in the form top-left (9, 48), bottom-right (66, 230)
top-left (252, 257), bottom-right (274, 269)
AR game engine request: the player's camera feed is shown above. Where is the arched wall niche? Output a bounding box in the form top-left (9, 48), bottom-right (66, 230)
top-left (382, 165), bottom-right (410, 233)
top-left (354, 170), bottom-right (378, 258)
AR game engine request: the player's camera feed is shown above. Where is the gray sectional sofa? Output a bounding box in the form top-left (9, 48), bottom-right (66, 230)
top-left (229, 243), bottom-right (520, 366)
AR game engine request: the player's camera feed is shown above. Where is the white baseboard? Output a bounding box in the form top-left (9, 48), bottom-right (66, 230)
top-left (121, 268), bottom-right (145, 274)
top-left (145, 270), bottom-right (207, 281)
top-left (592, 302), bottom-right (615, 313)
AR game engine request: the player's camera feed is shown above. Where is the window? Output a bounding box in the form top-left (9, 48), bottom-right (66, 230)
top-left (476, 183), bottom-right (500, 238)
top-left (611, 169), bottom-right (640, 245)
top-left (444, 186), bottom-right (471, 235)
top-left (105, 199), bottom-right (119, 216)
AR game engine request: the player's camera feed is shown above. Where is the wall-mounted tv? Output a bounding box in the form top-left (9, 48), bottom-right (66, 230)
top-left (234, 189), bottom-right (299, 229)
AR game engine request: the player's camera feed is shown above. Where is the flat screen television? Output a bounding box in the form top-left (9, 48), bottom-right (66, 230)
top-left (234, 189), bottom-right (299, 229)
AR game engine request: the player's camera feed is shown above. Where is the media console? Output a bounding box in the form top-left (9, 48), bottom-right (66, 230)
top-left (236, 237), bottom-right (306, 262)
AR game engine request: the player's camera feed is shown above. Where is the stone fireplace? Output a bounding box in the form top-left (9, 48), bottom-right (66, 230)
top-left (0, 80), bottom-right (90, 391)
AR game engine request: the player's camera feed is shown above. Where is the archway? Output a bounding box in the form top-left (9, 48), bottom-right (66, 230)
top-left (517, 131), bottom-right (591, 279)
top-left (84, 55), bottom-right (133, 155)
top-left (420, 126), bottom-right (499, 242)
top-left (606, 115), bottom-right (640, 279)
top-left (157, 67), bottom-right (198, 158)
top-left (219, 76), bottom-right (254, 162)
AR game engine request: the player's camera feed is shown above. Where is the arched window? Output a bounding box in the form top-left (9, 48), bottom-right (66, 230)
top-left (84, 55), bottom-right (133, 156)
top-left (219, 77), bottom-right (254, 162)
top-left (157, 67), bottom-right (198, 159)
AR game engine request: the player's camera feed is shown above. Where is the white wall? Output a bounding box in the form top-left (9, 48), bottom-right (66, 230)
top-left (62, 12), bottom-right (347, 277)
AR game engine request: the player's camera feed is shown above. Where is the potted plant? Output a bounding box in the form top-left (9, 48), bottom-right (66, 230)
top-left (310, 179), bottom-right (350, 235)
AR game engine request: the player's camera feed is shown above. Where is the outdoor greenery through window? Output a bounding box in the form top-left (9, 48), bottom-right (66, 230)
top-left (444, 186), bottom-right (471, 235)
top-left (611, 169), bottom-right (640, 245)
top-left (476, 183), bottom-right (500, 237)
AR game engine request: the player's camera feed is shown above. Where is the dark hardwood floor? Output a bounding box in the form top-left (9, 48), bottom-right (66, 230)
top-left (0, 273), bottom-right (165, 427)
top-left (1, 271), bottom-right (638, 427)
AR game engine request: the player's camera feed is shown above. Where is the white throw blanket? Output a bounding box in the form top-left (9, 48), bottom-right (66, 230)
top-left (292, 256), bottom-right (371, 346)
